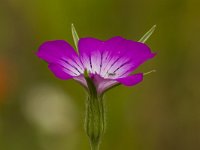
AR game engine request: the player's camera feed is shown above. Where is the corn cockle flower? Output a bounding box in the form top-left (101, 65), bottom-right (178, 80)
top-left (36, 25), bottom-right (156, 150)
top-left (37, 37), bottom-right (155, 94)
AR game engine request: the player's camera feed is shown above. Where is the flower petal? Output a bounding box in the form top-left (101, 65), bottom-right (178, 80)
top-left (90, 73), bottom-right (143, 94)
top-left (73, 75), bottom-right (87, 88)
top-left (91, 74), bottom-right (118, 94)
top-left (101, 37), bottom-right (155, 78)
top-left (78, 37), bottom-right (155, 79)
top-left (78, 38), bottom-right (103, 74)
top-left (116, 73), bottom-right (143, 86)
top-left (48, 64), bottom-right (73, 80)
top-left (37, 40), bottom-right (84, 76)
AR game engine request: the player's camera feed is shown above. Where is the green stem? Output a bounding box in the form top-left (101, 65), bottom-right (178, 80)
top-left (90, 141), bottom-right (100, 150)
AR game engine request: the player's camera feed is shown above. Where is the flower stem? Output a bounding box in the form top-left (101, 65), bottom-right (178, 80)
top-left (84, 73), bottom-right (105, 150)
top-left (85, 95), bottom-right (105, 150)
top-left (90, 142), bottom-right (100, 150)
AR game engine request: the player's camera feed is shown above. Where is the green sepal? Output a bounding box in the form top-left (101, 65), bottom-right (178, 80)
top-left (71, 23), bottom-right (80, 51)
top-left (138, 25), bottom-right (156, 43)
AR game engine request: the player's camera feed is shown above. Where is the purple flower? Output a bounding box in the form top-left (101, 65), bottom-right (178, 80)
top-left (37, 25), bottom-right (157, 150)
top-left (37, 36), bottom-right (155, 95)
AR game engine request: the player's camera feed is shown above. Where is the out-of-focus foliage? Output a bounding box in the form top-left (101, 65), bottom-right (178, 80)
top-left (0, 0), bottom-right (200, 150)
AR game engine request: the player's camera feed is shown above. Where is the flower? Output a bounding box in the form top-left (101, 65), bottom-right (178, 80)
top-left (37, 25), bottom-right (157, 150)
top-left (37, 36), bottom-right (155, 95)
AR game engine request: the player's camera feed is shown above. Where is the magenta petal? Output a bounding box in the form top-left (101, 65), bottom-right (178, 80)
top-left (78, 38), bottom-right (103, 74)
top-left (37, 40), bottom-right (84, 77)
top-left (91, 74), bottom-right (118, 94)
top-left (73, 75), bottom-right (87, 87)
top-left (116, 73), bottom-right (143, 86)
top-left (102, 37), bottom-right (155, 78)
top-left (78, 37), bottom-right (155, 79)
top-left (37, 40), bottom-right (77, 63)
top-left (48, 64), bottom-right (73, 80)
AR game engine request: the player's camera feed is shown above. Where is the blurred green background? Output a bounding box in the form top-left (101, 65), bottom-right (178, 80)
top-left (0, 0), bottom-right (200, 150)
